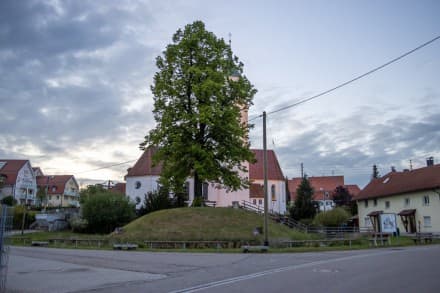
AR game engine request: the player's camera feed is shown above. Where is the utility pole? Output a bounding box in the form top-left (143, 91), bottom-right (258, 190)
top-left (263, 111), bottom-right (269, 246)
top-left (301, 163), bottom-right (304, 178)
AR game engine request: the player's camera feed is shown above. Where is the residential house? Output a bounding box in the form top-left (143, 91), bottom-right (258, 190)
top-left (288, 175), bottom-right (360, 212)
top-left (356, 159), bottom-right (440, 233)
top-left (37, 175), bottom-right (80, 207)
top-left (109, 182), bottom-right (126, 194)
top-left (125, 148), bottom-right (287, 214)
top-left (0, 159), bottom-right (37, 205)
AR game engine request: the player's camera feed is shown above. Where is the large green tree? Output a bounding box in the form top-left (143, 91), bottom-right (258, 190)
top-left (290, 176), bottom-right (317, 221)
top-left (141, 21), bottom-right (257, 198)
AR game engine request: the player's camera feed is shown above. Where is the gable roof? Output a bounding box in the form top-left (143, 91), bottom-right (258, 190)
top-left (32, 167), bottom-right (44, 176)
top-left (249, 149), bottom-right (284, 181)
top-left (126, 148), bottom-right (285, 181)
top-left (289, 176), bottom-right (344, 201)
top-left (126, 147), bottom-right (162, 177)
top-left (109, 182), bottom-right (126, 194)
top-left (288, 176), bottom-right (350, 201)
top-left (0, 159), bottom-right (30, 185)
top-left (36, 175), bottom-right (76, 195)
top-left (356, 164), bottom-right (440, 200)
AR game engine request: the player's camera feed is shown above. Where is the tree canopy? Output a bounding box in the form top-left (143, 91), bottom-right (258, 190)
top-left (372, 164), bottom-right (380, 179)
top-left (141, 21), bottom-right (257, 198)
top-left (290, 176), bottom-right (317, 220)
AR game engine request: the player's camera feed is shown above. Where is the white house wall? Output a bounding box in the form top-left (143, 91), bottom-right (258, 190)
top-left (14, 162), bottom-right (36, 204)
top-left (126, 175), bottom-right (161, 208)
top-left (357, 190), bottom-right (440, 233)
top-left (251, 179), bottom-right (287, 215)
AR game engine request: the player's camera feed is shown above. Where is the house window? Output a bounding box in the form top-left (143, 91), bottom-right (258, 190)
top-left (373, 199), bottom-right (377, 206)
top-left (364, 200), bottom-right (368, 208)
top-left (271, 185), bottom-right (276, 201)
top-left (253, 199), bottom-right (256, 205)
top-left (56, 196), bottom-right (60, 200)
top-left (135, 181), bottom-right (141, 189)
top-left (258, 199), bottom-right (262, 205)
top-left (385, 201), bottom-right (390, 209)
top-left (423, 195), bottom-right (430, 206)
top-left (404, 198), bottom-right (410, 207)
top-left (202, 182), bottom-right (209, 200)
top-left (423, 216), bottom-right (431, 228)
top-left (52, 186), bottom-right (57, 192)
top-left (184, 182), bottom-right (190, 196)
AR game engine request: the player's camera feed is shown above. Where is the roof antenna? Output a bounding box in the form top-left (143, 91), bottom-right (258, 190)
top-left (410, 159), bottom-right (413, 171)
top-left (228, 32), bottom-right (232, 47)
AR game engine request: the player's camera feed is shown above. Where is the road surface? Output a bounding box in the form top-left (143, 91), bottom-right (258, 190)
top-left (7, 245), bottom-right (440, 292)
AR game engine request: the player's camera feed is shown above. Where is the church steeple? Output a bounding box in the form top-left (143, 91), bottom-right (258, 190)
top-left (228, 33), bottom-right (240, 82)
top-left (227, 33), bottom-right (249, 141)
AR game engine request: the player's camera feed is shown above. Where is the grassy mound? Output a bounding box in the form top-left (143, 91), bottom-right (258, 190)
top-left (111, 207), bottom-right (313, 242)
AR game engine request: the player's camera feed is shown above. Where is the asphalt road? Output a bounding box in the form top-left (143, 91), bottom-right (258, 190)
top-left (7, 245), bottom-right (440, 292)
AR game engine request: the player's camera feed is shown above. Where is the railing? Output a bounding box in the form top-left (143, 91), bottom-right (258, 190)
top-left (241, 200), bottom-right (264, 214)
top-left (204, 200), bottom-right (217, 208)
top-left (68, 200), bottom-right (79, 207)
top-left (240, 200), bottom-right (372, 235)
top-left (64, 190), bottom-right (79, 197)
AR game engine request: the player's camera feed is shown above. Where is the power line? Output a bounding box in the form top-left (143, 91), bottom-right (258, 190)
top-left (67, 36), bottom-right (440, 176)
top-left (76, 159), bottom-right (137, 174)
top-left (249, 34), bottom-right (440, 121)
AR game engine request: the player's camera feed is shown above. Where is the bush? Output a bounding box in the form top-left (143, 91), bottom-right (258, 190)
top-left (81, 191), bottom-right (135, 234)
top-left (312, 207), bottom-right (350, 227)
top-left (69, 217), bottom-right (88, 233)
top-left (1, 195), bottom-right (16, 206)
top-left (138, 189), bottom-right (173, 216)
top-left (191, 197), bottom-right (204, 207)
top-left (12, 206), bottom-right (36, 230)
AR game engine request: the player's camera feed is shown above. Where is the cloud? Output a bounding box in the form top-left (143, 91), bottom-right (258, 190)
top-left (263, 99), bottom-right (440, 188)
top-left (0, 0), bottom-right (158, 173)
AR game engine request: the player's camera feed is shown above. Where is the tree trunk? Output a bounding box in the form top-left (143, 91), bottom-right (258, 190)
top-left (194, 171), bottom-right (202, 199)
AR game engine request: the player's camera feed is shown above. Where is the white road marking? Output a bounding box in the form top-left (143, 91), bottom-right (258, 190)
top-left (169, 250), bottom-right (401, 293)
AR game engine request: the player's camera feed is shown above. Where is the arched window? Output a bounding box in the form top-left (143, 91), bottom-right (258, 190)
top-left (271, 184), bottom-right (276, 201)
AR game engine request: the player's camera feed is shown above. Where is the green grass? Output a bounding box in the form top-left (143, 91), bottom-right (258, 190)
top-left (111, 207), bottom-right (315, 242)
top-left (9, 207), bottom-right (437, 253)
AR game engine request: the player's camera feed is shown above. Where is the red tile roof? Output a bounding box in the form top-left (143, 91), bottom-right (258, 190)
top-left (36, 175), bottom-right (76, 195)
top-left (250, 183), bottom-right (264, 198)
top-left (0, 160), bottom-right (29, 185)
top-left (345, 184), bottom-right (361, 198)
top-left (288, 176), bottom-right (345, 201)
top-left (109, 183), bottom-right (126, 194)
top-left (32, 167), bottom-right (44, 176)
top-left (126, 148), bottom-right (285, 181)
top-left (249, 149), bottom-right (284, 181)
top-left (356, 164), bottom-right (440, 200)
top-left (126, 147), bottom-right (162, 177)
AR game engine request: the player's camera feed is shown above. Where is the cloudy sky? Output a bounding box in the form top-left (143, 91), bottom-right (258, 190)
top-left (1, 0), bottom-right (439, 188)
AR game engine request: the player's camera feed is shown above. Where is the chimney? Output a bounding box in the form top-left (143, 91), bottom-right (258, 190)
top-left (391, 166), bottom-right (396, 172)
top-left (427, 157), bottom-right (434, 167)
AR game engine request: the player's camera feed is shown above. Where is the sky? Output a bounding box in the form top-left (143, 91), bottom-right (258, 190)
top-left (0, 0), bottom-right (439, 189)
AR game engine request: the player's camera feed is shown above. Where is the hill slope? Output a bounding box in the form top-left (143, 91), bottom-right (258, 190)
top-left (112, 207), bottom-right (312, 241)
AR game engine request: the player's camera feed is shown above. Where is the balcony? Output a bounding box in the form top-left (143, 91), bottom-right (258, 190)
top-left (64, 190), bottom-right (79, 197)
top-left (68, 200), bottom-right (80, 207)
